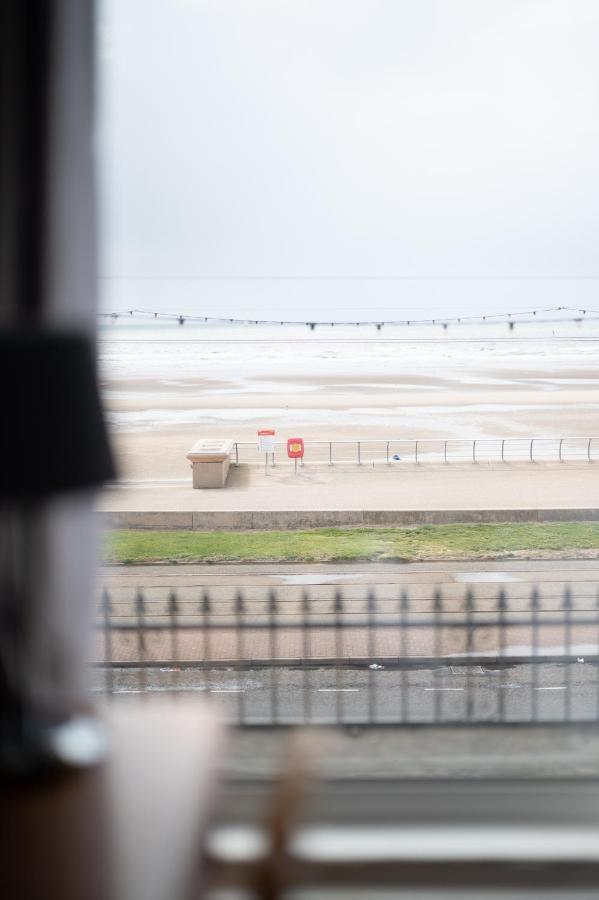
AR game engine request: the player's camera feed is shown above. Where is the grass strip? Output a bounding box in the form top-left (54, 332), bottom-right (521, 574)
top-left (103, 523), bottom-right (599, 565)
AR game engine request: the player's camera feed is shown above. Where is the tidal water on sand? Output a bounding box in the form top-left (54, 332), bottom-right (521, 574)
top-left (98, 319), bottom-right (599, 438)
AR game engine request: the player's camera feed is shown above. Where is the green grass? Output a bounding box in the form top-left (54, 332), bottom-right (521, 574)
top-left (103, 523), bottom-right (599, 565)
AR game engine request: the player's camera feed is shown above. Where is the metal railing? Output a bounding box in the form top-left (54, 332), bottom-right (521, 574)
top-left (233, 436), bottom-right (598, 467)
top-left (96, 586), bottom-right (599, 725)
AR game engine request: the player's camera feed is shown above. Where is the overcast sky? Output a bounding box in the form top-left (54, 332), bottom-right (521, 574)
top-left (97, 0), bottom-right (599, 319)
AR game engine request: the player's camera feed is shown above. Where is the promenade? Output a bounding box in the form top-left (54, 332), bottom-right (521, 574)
top-left (99, 460), bottom-right (599, 518)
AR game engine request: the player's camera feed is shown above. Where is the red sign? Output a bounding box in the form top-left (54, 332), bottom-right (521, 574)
top-left (287, 437), bottom-right (304, 459)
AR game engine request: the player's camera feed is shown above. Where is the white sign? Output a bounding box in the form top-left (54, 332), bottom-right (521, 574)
top-left (258, 429), bottom-right (276, 454)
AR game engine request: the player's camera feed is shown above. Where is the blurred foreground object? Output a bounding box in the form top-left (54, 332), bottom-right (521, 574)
top-left (2, 700), bottom-right (223, 900)
top-left (0, 1), bottom-right (114, 774)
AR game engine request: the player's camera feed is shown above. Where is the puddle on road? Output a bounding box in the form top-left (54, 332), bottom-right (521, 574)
top-left (454, 572), bottom-right (522, 583)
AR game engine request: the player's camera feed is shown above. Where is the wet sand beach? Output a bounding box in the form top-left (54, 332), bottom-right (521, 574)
top-left (99, 321), bottom-right (599, 482)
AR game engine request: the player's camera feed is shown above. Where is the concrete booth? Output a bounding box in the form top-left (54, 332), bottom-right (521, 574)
top-left (186, 439), bottom-right (234, 488)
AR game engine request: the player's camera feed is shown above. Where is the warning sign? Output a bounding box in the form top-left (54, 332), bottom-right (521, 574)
top-left (257, 429), bottom-right (276, 454)
top-left (286, 437), bottom-right (304, 459)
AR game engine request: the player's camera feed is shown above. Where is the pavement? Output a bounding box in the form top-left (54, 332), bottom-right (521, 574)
top-left (97, 559), bottom-right (599, 665)
top-left (98, 460), bottom-right (599, 512)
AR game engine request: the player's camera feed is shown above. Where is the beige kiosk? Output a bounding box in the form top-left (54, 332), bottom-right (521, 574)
top-left (186, 439), bottom-right (234, 488)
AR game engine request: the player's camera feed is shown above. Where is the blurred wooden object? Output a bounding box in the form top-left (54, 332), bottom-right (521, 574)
top-left (206, 729), bottom-right (326, 899)
top-left (1, 700), bottom-right (223, 900)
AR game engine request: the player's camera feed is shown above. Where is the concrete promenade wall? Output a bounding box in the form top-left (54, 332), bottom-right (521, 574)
top-left (99, 507), bottom-right (599, 531)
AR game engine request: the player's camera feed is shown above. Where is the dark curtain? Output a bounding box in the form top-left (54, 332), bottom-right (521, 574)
top-left (0, 1), bottom-right (114, 766)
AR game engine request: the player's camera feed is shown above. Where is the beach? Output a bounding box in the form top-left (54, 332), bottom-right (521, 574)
top-left (99, 319), bottom-right (599, 482)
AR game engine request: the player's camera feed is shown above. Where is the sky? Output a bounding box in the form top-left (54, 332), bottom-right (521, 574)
top-left (96, 0), bottom-right (599, 320)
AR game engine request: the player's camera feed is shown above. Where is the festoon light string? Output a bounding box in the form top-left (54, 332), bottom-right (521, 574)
top-left (97, 306), bottom-right (599, 330)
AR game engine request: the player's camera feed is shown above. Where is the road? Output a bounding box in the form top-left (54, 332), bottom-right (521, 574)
top-left (93, 661), bottom-right (599, 724)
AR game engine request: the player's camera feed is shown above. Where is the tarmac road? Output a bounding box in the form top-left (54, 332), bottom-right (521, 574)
top-left (94, 660), bottom-right (598, 725)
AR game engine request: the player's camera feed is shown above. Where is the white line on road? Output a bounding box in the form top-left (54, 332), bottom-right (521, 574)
top-left (534, 685), bottom-right (567, 691)
top-left (210, 688), bottom-right (244, 693)
top-left (424, 687), bottom-right (465, 692)
top-left (318, 688), bottom-right (360, 692)
top-left (111, 686), bottom-right (209, 694)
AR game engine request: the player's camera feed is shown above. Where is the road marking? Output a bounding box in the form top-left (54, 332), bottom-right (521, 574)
top-left (424, 687), bottom-right (464, 692)
top-left (451, 665), bottom-right (484, 675)
top-left (112, 686), bottom-right (211, 694)
top-left (210, 688), bottom-right (244, 693)
top-left (499, 684), bottom-right (522, 689)
top-left (534, 686), bottom-right (567, 691)
top-left (318, 688), bottom-right (360, 692)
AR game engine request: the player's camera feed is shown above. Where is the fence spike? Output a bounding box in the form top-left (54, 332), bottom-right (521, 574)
top-left (168, 590), bottom-right (179, 615)
top-left (268, 589), bottom-right (278, 615)
top-left (563, 586), bottom-right (573, 610)
top-left (235, 590), bottom-right (245, 614)
top-left (101, 588), bottom-right (112, 615)
top-left (135, 589), bottom-right (146, 615)
top-left (464, 588), bottom-right (475, 612)
top-left (400, 590), bottom-right (410, 613)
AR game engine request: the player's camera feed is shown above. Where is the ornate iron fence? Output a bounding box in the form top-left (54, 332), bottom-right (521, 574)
top-left (95, 586), bottom-right (599, 725)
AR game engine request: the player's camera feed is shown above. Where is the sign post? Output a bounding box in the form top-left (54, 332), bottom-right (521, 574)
top-left (258, 429), bottom-right (276, 475)
top-left (286, 437), bottom-right (305, 474)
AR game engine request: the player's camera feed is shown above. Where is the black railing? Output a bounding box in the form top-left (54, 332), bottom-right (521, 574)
top-left (96, 587), bottom-right (599, 725)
